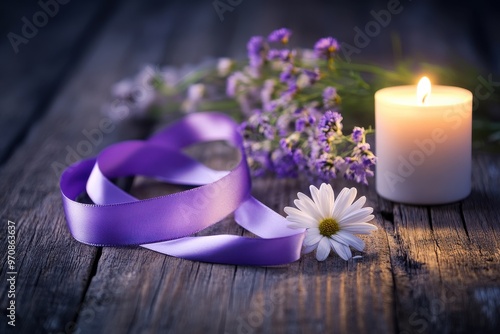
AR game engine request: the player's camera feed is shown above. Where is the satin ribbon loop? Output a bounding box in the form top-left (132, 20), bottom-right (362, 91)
top-left (60, 112), bottom-right (305, 266)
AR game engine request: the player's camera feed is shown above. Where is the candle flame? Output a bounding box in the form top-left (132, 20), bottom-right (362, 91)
top-left (417, 76), bottom-right (431, 104)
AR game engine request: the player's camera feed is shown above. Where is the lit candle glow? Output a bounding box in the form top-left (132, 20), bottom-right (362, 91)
top-left (417, 76), bottom-right (431, 104)
top-left (375, 77), bottom-right (473, 204)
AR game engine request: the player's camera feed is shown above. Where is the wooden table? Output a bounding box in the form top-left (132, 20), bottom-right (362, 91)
top-left (1, 1), bottom-right (499, 333)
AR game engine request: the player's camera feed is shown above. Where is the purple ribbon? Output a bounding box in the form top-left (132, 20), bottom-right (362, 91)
top-left (60, 112), bottom-right (305, 266)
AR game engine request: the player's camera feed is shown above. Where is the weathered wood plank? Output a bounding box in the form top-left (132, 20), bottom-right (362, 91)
top-left (380, 153), bottom-right (500, 334)
top-left (0, 0), bottom-right (180, 332)
top-left (0, 0), bottom-right (118, 164)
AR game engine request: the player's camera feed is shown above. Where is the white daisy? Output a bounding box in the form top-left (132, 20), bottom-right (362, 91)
top-left (284, 183), bottom-right (377, 261)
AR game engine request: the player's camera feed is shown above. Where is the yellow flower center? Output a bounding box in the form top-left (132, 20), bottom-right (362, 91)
top-left (318, 218), bottom-right (340, 237)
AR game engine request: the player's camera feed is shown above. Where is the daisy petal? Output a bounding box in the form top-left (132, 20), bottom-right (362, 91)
top-left (309, 184), bottom-right (320, 205)
top-left (329, 238), bottom-right (352, 260)
top-left (302, 244), bottom-right (317, 254)
top-left (342, 206), bottom-right (373, 218)
top-left (293, 197), bottom-right (315, 215)
top-left (339, 209), bottom-right (374, 225)
top-left (341, 222), bottom-right (378, 234)
top-left (283, 206), bottom-right (306, 217)
top-left (321, 183), bottom-right (335, 217)
top-left (341, 196), bottom-right (366, 217)
top-left (296, 193), bottom-right (322, 220)
top-left (322, 183), bottom-right (335, 216)
top-left (286, 216), bottom-right (317, 229)
top-left (310, 185), bottom-right (328, 218)
top-left (342, 188), bottom-right (357, 211)
top-left (330, 234), bottom-right (348, 246)
top-left (336, 231), bottom-right (365, 251)
top-left (304, 229), bottom-right (322, 246)
top-left (332, 188), bottom-right (357, 220)
top-left (287, 222), bottom-right (309, 229)
top-left (315, 237), bottom-right (330, 261)
top-left (284, 206), bottom-right (318, 227)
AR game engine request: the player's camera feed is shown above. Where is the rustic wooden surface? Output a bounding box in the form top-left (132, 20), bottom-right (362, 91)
top-left (1, 0), bottom-right (500, 333)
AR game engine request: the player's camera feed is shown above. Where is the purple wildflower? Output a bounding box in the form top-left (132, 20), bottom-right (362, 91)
top-left (271, 149), bottom-right (298, 178)
top-left (260, 79), bottom-right (275, 107)
top-left (268, 28), bottom-right (292, 44)
top-left (264, 100), bottom-right (278, 112)
top-left (292, 149), bottom-right (307, 168)
top-left (268, 49), bottom-right (294, 62)
top-left (247, 111), bottom-right (275, 140)
top-left (351, 127), bottom-right (364, 143)
top-left (226, 71), bottom-right (247, 97)
top-left (279, 81), bottom-right (298, 101)
top-left (353, 142), bottom-right (371, 155)
top-left (314, 153), bottom-right (337, 181)
top-left (280, 64), bottom-right (295, 83)
top-left (279, 138), bottom-right (290, 152)
top-left (280, 133), bottom-right (299, 154)
top-left (247, 36), bottom-right (266, 58)
top-left (343, 143), bottom-right (376, 185)
top-left (308, 113), bottom-right (316, 124)
top-left (333, 156), bottom-right (347, 174)
top-left (245, 145), bottom-right (272, 177)
top-left (317, 110), bottom-right (343, 151)
top-left (314, 37), bottom-right (339, 59)
top-left (247, 36), bottom-right (268, 69)
top-left (284, 82), bottom-right (298, 96)
top-left (111, 79), bottom-right (135, 99)
top-left (303, 68), bottom-right (320, 85)
top-left (262, 124), bottom-right (275, 140)
top-left (295, 118), bottom-right (306, 132)
top-left (238, 121), bottom-right (249, 136)
top-left (295, 108), bottom-right (316, 132)
top-left (276, 113), bottom-right (295, 137)
top-left (344, 157), bottom-right (375, 185)
top-left (135, 65), bottom-right (162, 90)
top-left (268, 49), bottom-right (281, 60)
top-left (322, 86), bottom-right (339, 107)
top-left (318, 110), bottom-right (343, 134)
top-left (110, 77), bottom-right (156, 118)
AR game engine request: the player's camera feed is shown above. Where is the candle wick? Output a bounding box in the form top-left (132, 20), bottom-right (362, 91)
top-left (422, 93), bottom-right (428, 104)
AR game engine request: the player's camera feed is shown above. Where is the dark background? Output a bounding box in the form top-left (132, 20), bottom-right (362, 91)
top-left (1, 0), bottom-right (500, 164)
top-left (3, 0), bottom-right (499, 67)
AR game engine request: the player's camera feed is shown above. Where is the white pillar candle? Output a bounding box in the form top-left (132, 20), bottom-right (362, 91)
top-left (375, 77), bottom-right (473, 205)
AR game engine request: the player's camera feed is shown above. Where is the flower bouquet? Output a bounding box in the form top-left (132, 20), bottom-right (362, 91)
top-left (105, 28), bottom-right (382, 186)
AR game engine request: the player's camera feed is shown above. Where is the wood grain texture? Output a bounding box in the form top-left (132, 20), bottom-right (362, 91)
top-left (1, 0), bottom-right (500, 333)
top-left (0, 0), bottom-right (118, 164)
top-left (379, 153), bottom-right (500, 334)
top-left (0, 0), bottom-right (178, 332)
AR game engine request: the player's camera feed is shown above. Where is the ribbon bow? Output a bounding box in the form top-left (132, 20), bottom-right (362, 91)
top-left (60, 112), bottom-right (305, 265)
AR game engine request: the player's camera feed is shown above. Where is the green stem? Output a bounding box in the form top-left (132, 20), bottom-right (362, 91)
top-left (336, 62), bottom-right (402, 80)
